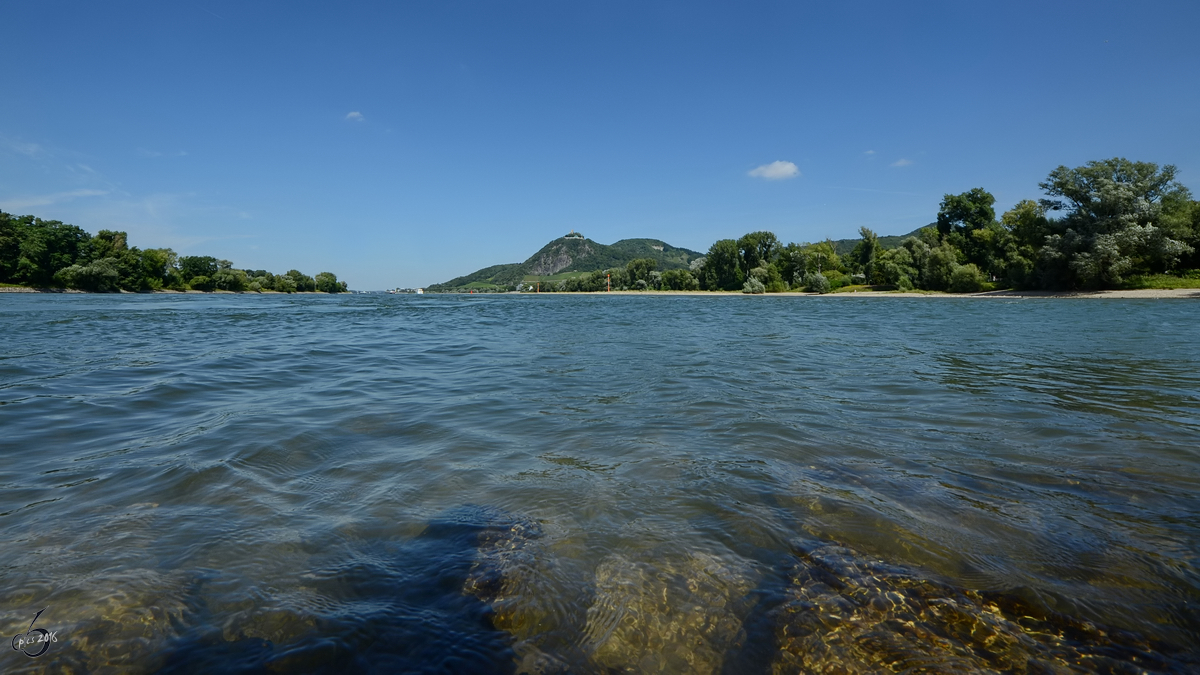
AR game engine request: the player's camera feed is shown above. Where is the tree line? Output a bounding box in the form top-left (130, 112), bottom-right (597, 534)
top-left (0, 212), bottom-right (347, 293)
top-left (526, 158), bottom-right (1200, 294)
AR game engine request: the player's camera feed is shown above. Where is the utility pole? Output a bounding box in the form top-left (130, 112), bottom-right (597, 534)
top-left (607, 274), bottom-right (611, 292)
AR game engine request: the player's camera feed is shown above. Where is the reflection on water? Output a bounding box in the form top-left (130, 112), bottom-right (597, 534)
top-left (1, 294), bottom-right (1198, 673)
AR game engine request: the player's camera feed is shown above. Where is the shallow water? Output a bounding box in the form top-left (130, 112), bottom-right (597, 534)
top-left (1, 294), bottom-right (1198, 673)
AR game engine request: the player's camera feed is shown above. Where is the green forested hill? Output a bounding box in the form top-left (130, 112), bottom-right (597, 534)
top-left (428, 234), bottom-right (704, 291)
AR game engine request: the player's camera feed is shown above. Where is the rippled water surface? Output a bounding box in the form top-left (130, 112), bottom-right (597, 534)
top-left (2, 294), bottom-right (1198, 673)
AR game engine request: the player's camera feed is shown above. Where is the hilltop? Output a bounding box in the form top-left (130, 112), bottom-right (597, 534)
top-left (427, 234), bottom-right (705, 291)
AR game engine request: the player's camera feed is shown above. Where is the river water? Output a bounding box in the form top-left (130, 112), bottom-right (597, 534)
top-left (1, 293), bottom-right (1198, 673)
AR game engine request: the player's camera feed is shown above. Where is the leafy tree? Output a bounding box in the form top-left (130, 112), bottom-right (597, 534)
top-left (949, 263), bottom-right (986, 293)
top-left (179, 256), bottom-right (219, 282)
top-left (700, 239), bottom-right (744, 290)
top-left (737, 231), bottom-right (780, 270)
top-left (921, 242), bottom-right (961, 291)
top-left (804, 240), bottom-right (840, 274)
top-left (315, 272), bottom-right (348, 293)
top-left (774, 243), bottom-right (808, 287)
top-left (850, 227), bottom-right (883, 283)
top-left (54, 258), bottom-right (120, 292)
top-left (1037, 158), bottom-right (1193, 287)
top-left (625, 258), bottom-right (658, 285)
top-left (802, 272), bottom-right (830, 294)
top-left (660, 268), bottom-right (699, 290)
top-left (213, 268), bottom-right (249, 292)
top-left (15, 219), bottom-right (92, 286)
top-left (742, 277), bottom-right (765, 294)
top-left (284, 270), bottom-right (316, 292)
top-left (189, 275), bottom-right (216, 291)
top-left (937, 188), bottom-right (996, 238)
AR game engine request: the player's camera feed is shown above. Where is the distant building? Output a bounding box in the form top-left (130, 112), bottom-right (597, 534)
top-left (416, 288), bottom-right (424, 294)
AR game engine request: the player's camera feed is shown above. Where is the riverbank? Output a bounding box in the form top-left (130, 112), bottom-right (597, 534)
top-left (0, 286), bottom-right (337, 294)
top-left (505, 288), bottom-right (1200, 298)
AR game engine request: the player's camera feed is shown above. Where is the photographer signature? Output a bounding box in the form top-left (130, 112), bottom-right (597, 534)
top-left (11, 608), bottom-right (57, 658)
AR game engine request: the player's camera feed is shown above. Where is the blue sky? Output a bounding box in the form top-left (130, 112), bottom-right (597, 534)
top-left (2, 1), bottom-right (1198, 290)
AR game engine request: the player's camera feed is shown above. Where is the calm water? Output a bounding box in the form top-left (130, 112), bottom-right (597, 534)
top-left (2, 294), bottom-right (1198, 674)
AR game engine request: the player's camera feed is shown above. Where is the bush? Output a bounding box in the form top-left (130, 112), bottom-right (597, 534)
top-left (949, 263), bottom-right (986, 293)
top-left (803, 272), bottom-right (831, 294)
top-left (189, 275), bottom-right (216, 292)
top-left (897, 275), bottom-right (914, 291)
top-left (53, 258), bottom-right (120, 292)
top-left (742, 277), bottom-right (765, 294)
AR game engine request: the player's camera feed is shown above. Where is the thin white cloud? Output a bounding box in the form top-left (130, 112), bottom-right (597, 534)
top-left (345, 111), bottom-right (364, 122)
top-left (748, 160), bottom-right (800, 180)
top-left (0, 189), bottom-right (109, 211)
top-left (864, 150), bottom-right (876, 155)
top-left (891, 158), bottom-right (913, 167)
top-left (1, 138), bottom-right (43, 158)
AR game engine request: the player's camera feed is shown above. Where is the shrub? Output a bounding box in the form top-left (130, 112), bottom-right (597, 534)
top-left (949, 263), bottom-right (986, 293)
top-left (742, 277), bottom-right (765, 294)
top-left (188, 275), bottom-right (215, 292)
top-left (803, 272), bottom-right (831, 294)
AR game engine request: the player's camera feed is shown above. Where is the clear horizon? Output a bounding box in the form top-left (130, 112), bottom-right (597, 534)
top-left (3, 0), bottom-right (1198, 290)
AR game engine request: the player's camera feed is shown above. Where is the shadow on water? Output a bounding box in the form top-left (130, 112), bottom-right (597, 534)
top-left (148, 505), bottom-right (520, 675)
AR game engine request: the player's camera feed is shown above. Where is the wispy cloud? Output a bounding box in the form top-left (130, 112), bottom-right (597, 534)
top-left (748, 160), bottom-right (800, 180)
top-left (0, 189), bottom-right (108, 211)
top-left (1, 138), bottom-right (44, 158)
top-left (345, 111), bottom-right (364, 122)
top-left (864, 150), bottom-right (876, 155)
top-left (891, 158), bottom-right (913, 167)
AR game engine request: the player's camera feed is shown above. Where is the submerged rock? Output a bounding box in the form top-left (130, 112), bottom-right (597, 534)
top-left (463, 510), bottom-right (582, 674)
top-left (581, 550), bottom-right (758, 674)
top-left (771, 540), bottom-right (1195, 674)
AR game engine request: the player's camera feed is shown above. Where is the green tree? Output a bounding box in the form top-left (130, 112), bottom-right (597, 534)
top-left (315, 272), bottom-right (348, 293)
top-left (699, 239), bottom-right (744, 290)
top-left (660, 268), bottom-right (699, 291)
top-left (774, 242), bottom-right (808, 287)
top-left (179, 256), bottom-right (219, 282)
top-left (802, 272), bottom-right (830, 294)
top-left (14, 219), bottom-right (92, 286)
top-left (737, 231), bottom-right (780, 270)
top-left (804, 240), bottom-right (840, 275)
top-left (850, 227), bottom-right (883, 283)
top-left (625, 258), bottom-right (658, 285)
top-left (53, 258), bottom-right (120, 292)
top-left (1037, 158), bottom-right (1193, 287)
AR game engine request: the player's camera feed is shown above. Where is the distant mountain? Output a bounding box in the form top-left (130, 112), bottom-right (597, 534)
top-left (830, 227), bottom-right (931, 256)
top-left (428, 234), bottom-right (704, 291)
top-left (427, 227), bottom-right (931, 291)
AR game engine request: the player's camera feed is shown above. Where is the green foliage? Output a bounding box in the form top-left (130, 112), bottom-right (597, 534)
top-left (189, 275), bottom-right (216, 291)
top-left (774, 243), bottom-right (808, 287)
top-left (315, 272), bottom-right (348, 293)
top-left (700, 239), bottom-right (744, 291)
top-left (625, 258), bottom-right (658, 285)
top-left (742, 277), bottom-right (765, 294)
top-left (737, 231), bottom-right (780, 270)
top-left (54, 258), bottom-right (120, 292)
top-left (802, 272), bottom-right (831, 294)
top-left (179, 256), bottom-right (219, 282)
top-left (660, 268), bottom-right (699, 291)
top-left (1035, 158), bottom-right (1194, 288)
top-left (948, 263), bottom-right (986, 293)
top-left (850, 227), bottom-right (883, 283)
